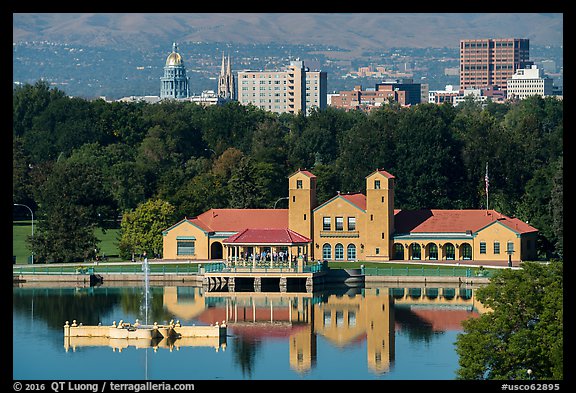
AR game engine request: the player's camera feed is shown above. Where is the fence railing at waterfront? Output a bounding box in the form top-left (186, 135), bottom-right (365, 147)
top-left (202, 262), bottom-right (324, 274)
top-left (12, 264), bottom-right (199, 275)
top-left (362, 266), bottom-right (492, 278)
top-left (13, 263), bottom-right (490, 278)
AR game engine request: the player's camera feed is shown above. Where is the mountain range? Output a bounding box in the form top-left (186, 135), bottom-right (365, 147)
top-left (13, 13), bottom-right (563, 56)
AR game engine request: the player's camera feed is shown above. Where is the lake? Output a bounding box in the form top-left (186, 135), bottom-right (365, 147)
top-left (12, 283), bottom-right (484, 380)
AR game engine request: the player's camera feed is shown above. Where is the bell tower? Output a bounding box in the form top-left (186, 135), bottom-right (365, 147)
top-left (288, 170), bottom-right (317, 242)
top-left (364, 169), bottom-right (395, 260)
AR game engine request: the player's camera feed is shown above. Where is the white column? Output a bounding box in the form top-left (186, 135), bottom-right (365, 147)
top-left (270, 300), bottom-right (273, 323)
top-left (226, 299), bottom-right (229, 322)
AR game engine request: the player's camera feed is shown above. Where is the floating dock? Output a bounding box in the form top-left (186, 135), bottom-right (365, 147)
top-left (64, 320), bottom-right (227, 342)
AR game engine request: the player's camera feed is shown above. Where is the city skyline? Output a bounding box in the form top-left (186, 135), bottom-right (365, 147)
top-left (13, 13), bottom-right (563, 100)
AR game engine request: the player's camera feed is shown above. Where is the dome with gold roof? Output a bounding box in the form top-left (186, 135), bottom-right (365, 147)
top-left (160, 42), bottom-right (190, 99)
top-left (166, 43), bottom-right (183, 66)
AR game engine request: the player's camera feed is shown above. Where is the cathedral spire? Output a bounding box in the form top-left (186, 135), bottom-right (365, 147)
top-left (221, 52), bottom-right (226, 74)
top-left (218, 51), bottom-right (235, 101)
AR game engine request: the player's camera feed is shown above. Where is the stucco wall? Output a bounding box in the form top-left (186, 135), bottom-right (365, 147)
top-left (162, 220), bottom-right (209, 260)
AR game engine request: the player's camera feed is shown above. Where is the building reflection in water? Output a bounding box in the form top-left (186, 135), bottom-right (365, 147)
top-left (160, 284), bottom-right (485, 375)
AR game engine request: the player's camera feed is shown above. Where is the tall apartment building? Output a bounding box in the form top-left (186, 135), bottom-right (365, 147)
top-left (506, 65), bottom-right (553, 100)
top-left (460, 38), bottom-right (531, 91)
top-left (238, 60), bottom-right (327, 115)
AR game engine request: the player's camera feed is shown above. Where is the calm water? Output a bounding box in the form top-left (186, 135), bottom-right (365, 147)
top-left (13, 284), bottom-right (482, 380)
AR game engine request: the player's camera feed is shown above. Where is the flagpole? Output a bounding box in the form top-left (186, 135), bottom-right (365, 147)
top-left (485, 162), bottom-right (489, 210)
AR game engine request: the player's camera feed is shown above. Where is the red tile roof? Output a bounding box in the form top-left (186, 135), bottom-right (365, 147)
top-left (191, 209), bottom-right (288, 232)
top-left (377, 169), bottom-right (395, 179)
top-left (167, 206), bottom-right (537, 237)
top-left (289, 169), bottom-right (316, 178)
top-left (394, 209), bottom-right (538, 234)
top-left (223, 228), bottom-right (311, 244)
top-left (340, 193), bottom-right (367, 211)
top-left (366, 169), bottom-right (395, 179)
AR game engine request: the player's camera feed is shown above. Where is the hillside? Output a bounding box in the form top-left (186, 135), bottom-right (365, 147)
top-left (13, 13), bottom-right (563, 57)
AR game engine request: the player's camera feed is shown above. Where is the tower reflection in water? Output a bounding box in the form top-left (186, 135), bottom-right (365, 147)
top-left (160, 285), bottom-right (486, 375)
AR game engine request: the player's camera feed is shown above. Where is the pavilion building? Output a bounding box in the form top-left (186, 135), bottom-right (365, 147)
top-left (162, 169), bottom-right (538, 263)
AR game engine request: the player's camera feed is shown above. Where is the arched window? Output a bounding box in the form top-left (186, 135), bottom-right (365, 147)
top-left (347, 244), bottom-right (357, 261)
top-left (444, 243), bottom-right (455, 260)
top-left (461, 243), bottom-right (472, 260)
top-left (335, 243), bottom-right (344, 260)
top-left (428, 244), bottom-right (438, 260)
top-left (322, 244), bottom-right (332, 260)
top-left (411, 243), bottom-right (421, 260)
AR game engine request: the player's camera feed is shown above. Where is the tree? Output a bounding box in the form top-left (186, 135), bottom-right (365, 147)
top-left (13, 80), bottom-right (66, 138)
top-left (30, 160), bottom-right (117, 263)
top-left (118, 199), bottom-right (176, 260)
top-left (516, 162), bottom-right (558, 259)
top-left (336, 114), bottom-right (396, 193)
top-left (13, 136), bottom-right (35, 210)
top-left (172, 172), bottom-right (227, 218)
top-left (393, 104), bottom-right (464, 209)
top-left (549, 157), bottom-right (563, 259)
top-left (227, 156), bottom-right (269, 208)
top-left (250, 118), bottom-right (289, 166)
top-left (455, 261), bottom-right (563, 380)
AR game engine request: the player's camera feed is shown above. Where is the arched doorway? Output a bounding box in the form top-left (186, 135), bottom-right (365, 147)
top-left (210, 242), bottom-right (223, 260)
top-left (393, 243), bottom-right (404, 260)
top-left (461, 243), bottom-right (472, 260)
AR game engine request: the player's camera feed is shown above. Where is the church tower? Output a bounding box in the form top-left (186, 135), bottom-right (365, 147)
top-left (288, 170), bottom-right (317, 243)
top-left (160, 43), bottom-right (190, 99)
top-left (364, 169), bottom-right (395, 260)
top-left (218, 52), bottom-right (236, 100)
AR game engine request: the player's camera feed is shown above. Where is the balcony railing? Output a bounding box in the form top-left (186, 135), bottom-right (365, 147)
top-left (319, 230), bottom-right (360, 238)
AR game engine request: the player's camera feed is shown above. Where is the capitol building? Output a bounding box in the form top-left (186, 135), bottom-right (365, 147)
top-left (117, 42), bottom-right (234, 105)
top-left (160, 43), bottom-right (190, 99)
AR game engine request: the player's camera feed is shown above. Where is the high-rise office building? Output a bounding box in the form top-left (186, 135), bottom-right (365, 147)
top-left (238, 60), bottom-right (327, 115)
top-left (459, 38), bottom-right (531, 91)
top-left (506, 65), bottom-right (553, 100)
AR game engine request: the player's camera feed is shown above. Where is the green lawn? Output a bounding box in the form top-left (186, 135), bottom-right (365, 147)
top-left (12, 221), bottom-right (34, 265)
top-left (12, 221), bottom-right (121, 265)
top-left (95, 227), bottom-right (122, 261)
